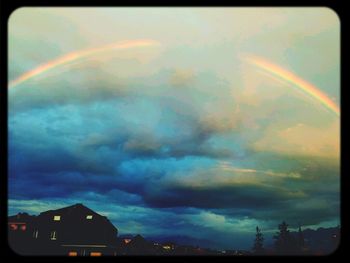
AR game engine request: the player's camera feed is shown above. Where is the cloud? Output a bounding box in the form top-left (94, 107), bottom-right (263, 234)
top-left (138, 162), bottom-right (309, 209)
top-left (252, 120), bottom-right (340, 158)
top-left (169, 68), bottom-right (195, 87)
top-left (218, 162), bottom-right (302, 179)
top-left (9, 62), bottom-right (129, 114)
top-left (251, 196), bottom-right (340, 227)
top-left (8, 72), bottom-right (339, 227)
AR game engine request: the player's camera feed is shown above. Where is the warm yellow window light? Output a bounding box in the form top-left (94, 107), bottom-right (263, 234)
top-left (53, 215), bottom-right (61, 221)
top-left (68, 251), bottom-right (78, 256)
top-left (86, 215), bottom-right (93, 219)
top-left (50, 231), bottom-right (57, 240)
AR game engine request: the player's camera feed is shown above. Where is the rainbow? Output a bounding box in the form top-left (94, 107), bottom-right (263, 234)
top-left (9, 39), bottom-right (161, 88)
top-left (243, 54), bottom-right (340, 117)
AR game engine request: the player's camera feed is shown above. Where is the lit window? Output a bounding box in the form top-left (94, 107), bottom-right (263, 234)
top-left (50, 231), bottom-right (57, 240)
top-left (10, 224), bottom-right (18, 230)
top-left (90, 252), bottom-right (102, 256)
top-left (86, 215), bottom-right (93, 220)
top-left (21, 225), bottom-right (26, 231)
top-left (53, 215), bottom-right (61, 221)
top-left (68, 251), bottom-right (78, 256)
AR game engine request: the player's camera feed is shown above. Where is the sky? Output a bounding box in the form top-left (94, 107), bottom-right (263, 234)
top-left (8, 8), bottom-right (340, 250)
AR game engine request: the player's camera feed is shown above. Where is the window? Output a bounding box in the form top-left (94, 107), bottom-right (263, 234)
top-left (53, 215), bottom-right (61, 221)
top-left (33, 230), bottom-right (39, 239)
top-left (68, 251), bottom-right (78, 256)
top-left (50, 231), bottom-right (57, 240)
top-left (21, 225), bottom-right (26, 231)
top-left (10, 224), bottom-right (18, 230)
top-left (90, 252), bottom-right (102, 256)
top-left (86, 215), bottom-right (93, 220)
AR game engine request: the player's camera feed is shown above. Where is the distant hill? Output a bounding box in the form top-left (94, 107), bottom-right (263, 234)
top-left (292, 226), bottom-right (340, 253)
top-left (120, 226), bottom-right (340, 254)
top-left (138, 235), bottom-right (221, 250)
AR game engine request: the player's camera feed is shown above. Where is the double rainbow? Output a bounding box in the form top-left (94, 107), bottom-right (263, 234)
top-left (9, 39), bottom-right (161, 88)
top-left (9, 43), bottom-right (340, 118)
top-left (243, 54), bottom-right (340, 117)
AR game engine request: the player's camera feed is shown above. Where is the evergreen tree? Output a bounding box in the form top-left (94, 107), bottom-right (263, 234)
top-left (297, 223), bottom-right (305, 253)
top-left (252, 226), bottom-right (264, 255)
top-left (273, 221), bottom-right (297, 255)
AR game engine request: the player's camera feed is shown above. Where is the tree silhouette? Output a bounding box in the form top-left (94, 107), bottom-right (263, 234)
top-left (273, 221), bottom-right (297, 255)
top-left (252, 226), bottom-right (264, 255)
top-left (296, 223), bottom-right (305, 253)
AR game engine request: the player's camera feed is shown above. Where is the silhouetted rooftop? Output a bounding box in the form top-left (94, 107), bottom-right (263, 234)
top-left (39, 203), bottom-right (103, 217)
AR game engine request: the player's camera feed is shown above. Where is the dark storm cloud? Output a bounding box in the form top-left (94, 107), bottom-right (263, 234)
top-left (8, 61), bottom-right (130, 115)
top-left (141, 175), bottom-right (307, 209)
top-left (251, 198), bottom-right (340, 226)
top-left (8, 102), bottom-right (339, 226)
top-left (121, 130), bottom-right (234, 159)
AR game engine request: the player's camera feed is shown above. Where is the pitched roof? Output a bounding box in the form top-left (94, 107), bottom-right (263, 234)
top-left (39, 203), bottom-right (103, 217)
top-left (8, 212), bottom-right (36, 223)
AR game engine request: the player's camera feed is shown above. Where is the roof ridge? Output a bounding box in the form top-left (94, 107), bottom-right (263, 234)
top-left (39, 203), bottom-right (101, 216)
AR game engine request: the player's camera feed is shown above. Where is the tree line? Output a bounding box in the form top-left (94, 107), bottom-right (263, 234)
top-left (252, 221), bottom-right (307, 255)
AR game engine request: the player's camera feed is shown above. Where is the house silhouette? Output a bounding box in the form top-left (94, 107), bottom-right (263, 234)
top-left (125, 234), bottom-right (155, 255)
top-left (9, 203), bottom-right (232, 256)
top-left (8, 203), bottom-right (119, 256)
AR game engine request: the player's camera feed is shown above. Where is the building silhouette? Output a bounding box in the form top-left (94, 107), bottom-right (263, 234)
top-left (8, 212), bottom-right (37, 255)
top-left (8, 203), bottom-right (119, 256)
